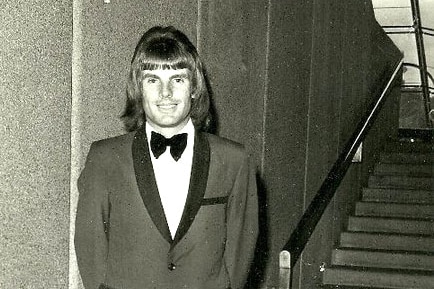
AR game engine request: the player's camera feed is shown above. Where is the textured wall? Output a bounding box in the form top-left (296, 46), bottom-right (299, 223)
top-left (198, 0), bottom-right (268, 164)
top-left (262, 0), bottom-right (313, 286)
top-left (0, 1), bottom-right (72, 288)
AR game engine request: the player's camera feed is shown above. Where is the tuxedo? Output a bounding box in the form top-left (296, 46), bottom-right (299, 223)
top-left (74, 126), bottom-right (258, 289)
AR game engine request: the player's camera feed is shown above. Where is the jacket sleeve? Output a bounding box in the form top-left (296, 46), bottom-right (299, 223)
top-left (224, 154), bottom-right (259, 289)
top-left (75, 142), bottom-right (110, 289)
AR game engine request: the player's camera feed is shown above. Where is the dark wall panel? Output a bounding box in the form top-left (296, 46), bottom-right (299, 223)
top-left (338, 0), bottom-right (373, 145)
top-left (263, 0), bottom-right (313, 286)
top-left (198, 3), bottom-right (270, 285)
top-left (198, 0), bottom-right (268, 166)
top-left (300, 0), bottom-right (344, 286)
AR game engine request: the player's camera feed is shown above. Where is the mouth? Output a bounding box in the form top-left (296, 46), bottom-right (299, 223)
top-left (157, 103), bottom-right (178, 110)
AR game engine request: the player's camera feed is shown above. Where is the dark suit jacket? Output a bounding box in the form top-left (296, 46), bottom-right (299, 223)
top-left (74, 127), bottom-right (258, 289)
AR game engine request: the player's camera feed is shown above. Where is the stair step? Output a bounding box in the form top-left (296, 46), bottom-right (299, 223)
top-left (321, 285), bottom-right (390, 289)
top-left (348, 216), bottom-right (434, 235)
top-left (322, 266), bottom-right (434, 288)
top-left (398, 128), bottom-right (434, 142)
top-left (368, 175), bottom-right (434, 191)
top-left (339, 232), bottom-right (434, 252)
top-left (331, 248), bottom-right (434, 271)
top-left (355, 202), bottom-right (434, 219)
top-left (362, 188), bottom-right (434, 204)
top-left (384, 141), bottom-right (434, 153)
top-left (379, 152), bottom-right (433, 164)
top-left (321, 139), bottom-right (434, 288)
top-left (374, 163), bottom-right (433, 177)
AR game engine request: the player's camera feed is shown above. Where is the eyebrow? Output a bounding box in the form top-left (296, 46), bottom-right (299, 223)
top-left (142, 71), bottom-right (190, 79)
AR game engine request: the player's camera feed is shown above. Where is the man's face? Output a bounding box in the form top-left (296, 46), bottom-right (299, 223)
top-left (141, 68), bottom-right (193, 135)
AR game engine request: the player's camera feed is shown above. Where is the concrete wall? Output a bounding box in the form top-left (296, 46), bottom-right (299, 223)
top-left (0, 1), bottom-right (72, 288)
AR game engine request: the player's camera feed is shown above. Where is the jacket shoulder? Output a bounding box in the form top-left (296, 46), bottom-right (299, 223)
top-left (91, 132), bottom-right (135, 151)
top-left (86, 132), bottom-right (136, 163)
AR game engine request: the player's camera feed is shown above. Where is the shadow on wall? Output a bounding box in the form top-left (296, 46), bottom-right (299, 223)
top-left (245, 173), bottom-right (269, 289)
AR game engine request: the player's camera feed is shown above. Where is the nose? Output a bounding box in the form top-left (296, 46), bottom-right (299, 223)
top-left (160, 82), bottom-right (172, 98)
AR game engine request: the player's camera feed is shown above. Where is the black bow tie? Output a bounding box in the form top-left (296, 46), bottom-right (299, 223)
top-left (150, 131), bottom-right (188, 161)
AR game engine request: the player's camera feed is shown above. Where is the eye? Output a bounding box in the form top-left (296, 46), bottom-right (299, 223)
top-left (145, 78), bottom-right (157, 84)
top-left (173, 78), bottom-right (184, 83)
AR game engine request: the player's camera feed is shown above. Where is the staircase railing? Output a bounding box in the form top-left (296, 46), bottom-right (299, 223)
top-left (410, 0), bottom-right (432, 128)
top-left (278, 58), bottom-right (404, 289)
top-left (401, 62), bottom-right (434, 127)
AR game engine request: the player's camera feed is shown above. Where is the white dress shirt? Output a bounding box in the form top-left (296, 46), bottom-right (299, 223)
top-left (146, 120), bottom-right (195, 239)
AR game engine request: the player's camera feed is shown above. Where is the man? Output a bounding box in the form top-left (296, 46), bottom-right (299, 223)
top-left (75, 26), bottom-right (258, 289)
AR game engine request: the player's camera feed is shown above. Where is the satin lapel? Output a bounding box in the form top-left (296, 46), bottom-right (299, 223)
top-left (172, 132), bottom-right (210, 247)
top-left (132, 127), bottom-right (172, 244)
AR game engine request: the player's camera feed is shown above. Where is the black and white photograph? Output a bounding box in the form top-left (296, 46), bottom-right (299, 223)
top-left (1, 1), bottom-right (433, 288)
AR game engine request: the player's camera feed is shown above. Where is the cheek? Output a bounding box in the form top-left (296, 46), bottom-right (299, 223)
top-left (141, 94), bottom-right (154, 114)
top-left (141, 87), bottom-right (158, 104)
top-left (183, 96), bottom-right (193, 111)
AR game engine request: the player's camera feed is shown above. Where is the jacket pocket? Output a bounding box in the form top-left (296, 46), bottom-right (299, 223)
top-left (201, 196), bottom-right (228, 206)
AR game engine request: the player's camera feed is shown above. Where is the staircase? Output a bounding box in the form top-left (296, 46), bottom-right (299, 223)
top-left (322, 139), bottom-right (434, 288)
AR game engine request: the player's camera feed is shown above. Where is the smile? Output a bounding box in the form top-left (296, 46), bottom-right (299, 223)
top-left (157, 104), bottom-right (177, 109)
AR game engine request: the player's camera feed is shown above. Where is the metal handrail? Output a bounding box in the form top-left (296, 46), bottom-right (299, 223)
top-left (410, 0), bottom-right (432, 128)
top-left (402, 62), bottom-right (433, 127)
top-left (279, 58), bottom-right (404, 288)
top-left (403, 62), bottom-right (434, 87)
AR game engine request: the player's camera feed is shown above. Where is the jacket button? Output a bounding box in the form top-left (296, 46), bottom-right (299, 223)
top-left (168, 263), bottom-right (176, 271)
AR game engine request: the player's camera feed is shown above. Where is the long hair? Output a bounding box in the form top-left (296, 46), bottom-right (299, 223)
top-left (121, 26), bottom-right (212, 132)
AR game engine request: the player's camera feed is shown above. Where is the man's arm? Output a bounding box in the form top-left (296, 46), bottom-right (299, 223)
top-left (75, 143), bottom-right (110, 289)
top-left (224, 154), bottom-right (259, 289)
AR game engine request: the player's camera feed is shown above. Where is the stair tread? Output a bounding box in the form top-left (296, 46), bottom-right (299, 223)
top-left (368, 175), bottom-right (434, 190)
top-left (323, 265), bottom-right (434, 288)
top-left (355, 202), bottom-right (434, 219)
top-left (362, 188), bottom-right (434, 204)
top-left (379, 152), bottom-right (434, 164)
top-left (332, 248), bottom-right (434, 271)
top-left (356, 202), bottom-right (434, 209)
top-left (333, 247), bottom-right (434, 258)
top-left (349, 215), bottom-right (434, 223)
top-left (340, 231), bottom-right (434, 252)
top-left (370, 175), bottom-right (434, 180)
top-left (375, 163), bottom-right (433, 168)
top-left (348, 216), bottom-right (434, 235)
top-left (384, 141), bottom-right (434, 153)
top-left (374, 163), bottom-right (434, 177)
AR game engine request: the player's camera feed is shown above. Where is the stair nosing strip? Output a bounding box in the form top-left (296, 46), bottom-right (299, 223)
top-left (333, 247), bottom-right (434, 255)
top-left (325, 264), bottom-right (434, 275)
top-left (341, 230), bottom-right (434, 238)
top-left (349, 215), bottom-right (434, 222)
